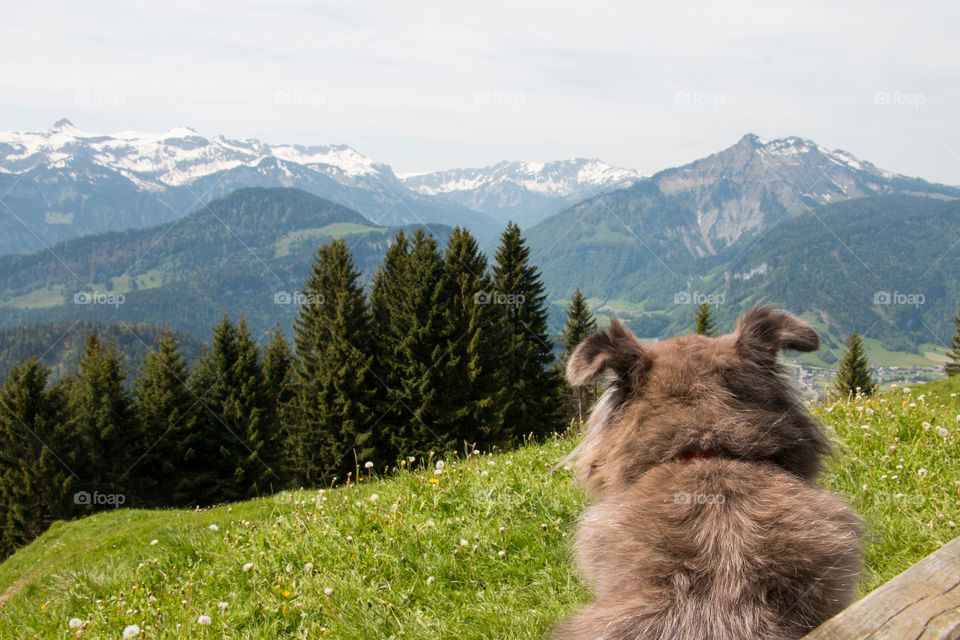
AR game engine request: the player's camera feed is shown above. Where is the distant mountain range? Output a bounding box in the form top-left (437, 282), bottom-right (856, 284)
top-left (2, 128), bottom-right (958, 368)
top-left (0, 120), bottom-right (639, 255)
top-left (400, 159), bottom-right (641, 227)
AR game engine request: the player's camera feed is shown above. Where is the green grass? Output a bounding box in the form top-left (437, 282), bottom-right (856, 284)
top-left (912, 375), bottom-right (960, 399)
top-left (0, 441), bottom-right (588, 639)
top-left (2, 391), bottom-right (959, 639)
top-left (0, 269), bottom-right (166, 310)
top-left (0, 285), bottom-right (68, 309)
top-left (272, 224), bottom-right (382, 257)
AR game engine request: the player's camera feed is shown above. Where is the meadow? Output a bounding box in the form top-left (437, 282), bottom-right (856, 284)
top-left (0, 381), bottom-right (958, 639)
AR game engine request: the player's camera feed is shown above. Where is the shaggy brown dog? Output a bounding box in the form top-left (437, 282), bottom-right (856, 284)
top-left (554, 305), bottom-right (862, 640)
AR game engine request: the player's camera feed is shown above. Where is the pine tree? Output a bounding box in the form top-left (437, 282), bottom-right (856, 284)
top-left (945, 303), bottom-right (960, 377)
top-left (490, 222), bottom-right (563, 442)
top-left (131, 328), bottom-right (196, 506)
top-left (66, 334), bottom-right (137, 509)
top-left (263, 327), bottom-right (295, 408)
top-left (189, 316), bottom-right (279, 503)
top-left (371, 228), bottom-right (451, 460)
top-left (694, 302), bottom-right (717, 337)
top-left (263, 327), bottom-right (295, 484)
top-left (835, 332), bottom-right (877, 397)
top-left (232, 318), bottom-right (280, 496)
top-left (0, 359), bottom-right (73, 558)
top-left (293, 239), bottom-right (380, 485)
top-left (435, 227), bottom-right (499, 450)
top-left (561, 288), bottom-right (597, 424)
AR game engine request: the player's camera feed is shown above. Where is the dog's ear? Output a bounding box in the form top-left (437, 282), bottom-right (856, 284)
top-left (567, 318), bottom-right (647, 386)
top-left (735, 305), bottom-right (819, 361)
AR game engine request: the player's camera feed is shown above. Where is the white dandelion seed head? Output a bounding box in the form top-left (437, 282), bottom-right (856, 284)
top-left (285, 563), bottom-right (293, 573)
top-left (936, 426), bottom-right (949, 438)
top-left (370, 494), bottom-right (379, 502)
top-left (122, 624), bottom-right (141, 638)
top-left (498, 550), bottom-right (506, 558)
top-left (68, 618), bottom-right (83, 629)
top-left (197, 615), bottom-right (212, 626)
top-left (324, 587), bottom-right (334, 596)
top-left (918, 468), bottom-right (928, 476)
top-left (459, 539), bottom-right (468, 547)
top-left (208, 524), bottom-right (218, 532)
top-left (304, 562), bottom-right (314, 572)
top-left (426, 576), bottom-right (435, 585)
top-left (364, 461), bottom-right (374, 469)
top-left (242, 563), bottom-right (254, 572)
top-left (218, 602), bottom-right (228, 611)
top-left (149, 539), bottom-right (158, 546)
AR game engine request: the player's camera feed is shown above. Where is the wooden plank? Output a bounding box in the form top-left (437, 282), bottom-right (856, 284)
top-left (802, 536), bottom-right (960, 640)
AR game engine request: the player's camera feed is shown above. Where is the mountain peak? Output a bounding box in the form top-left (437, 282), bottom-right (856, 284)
top-left (162, 125), bottom-right (200, 137)
top-left (737, 133), bottom-right (768, 147)
top-left (52, 118), bottom-right (75, 130)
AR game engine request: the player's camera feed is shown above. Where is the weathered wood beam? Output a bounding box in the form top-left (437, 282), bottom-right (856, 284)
top-left (802, 536), bottom-right (960, 640)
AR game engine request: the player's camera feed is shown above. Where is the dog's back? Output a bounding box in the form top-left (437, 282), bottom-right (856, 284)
top-left (555, 306), bottom-right (862, 640)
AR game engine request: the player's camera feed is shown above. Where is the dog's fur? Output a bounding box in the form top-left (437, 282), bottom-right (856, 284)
top-left (554, 305), bottom-right (862, 640)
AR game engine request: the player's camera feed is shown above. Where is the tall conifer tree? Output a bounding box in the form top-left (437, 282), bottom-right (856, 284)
top-left (561, 288), bottom-right (597, 424)
top-left (490, 222), bottom-right (563, 441)
top-left (131, 328), bottom-right (195, 506)
top-left (0, 359), bottom-right (72, 558)
top-left (189, 316), bottom-right (278, 503)
top-left (435, 227), bottom-right (499, 449)
top-left (66, 334), bottom-right (136, 508)
top-left (293, 239), bottom-right (379, 484)
top-left (370, 228), bottom-right (450, 460)
top-left (263, 327), bottom-right (296, 483)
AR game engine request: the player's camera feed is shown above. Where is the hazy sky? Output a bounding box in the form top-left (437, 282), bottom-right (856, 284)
top-left (2, 0), bottom-right (958, 182)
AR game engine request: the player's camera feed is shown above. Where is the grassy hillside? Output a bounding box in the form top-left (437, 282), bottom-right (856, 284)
top-left (2, 387), bottom-right (959, 639)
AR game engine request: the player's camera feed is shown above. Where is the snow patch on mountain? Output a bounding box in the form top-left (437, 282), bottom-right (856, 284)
top-left (0, 120), bottom-right (385, 188)
top-left (403, 158), bottom-right (642, 199)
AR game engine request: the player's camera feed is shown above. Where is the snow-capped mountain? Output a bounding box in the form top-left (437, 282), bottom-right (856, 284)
top-left (0, 120), bottom-right (498, 255)
top-left (401, 159), bottom-right (642, 226)
top-left (0, 119), bottom-right (391, 188)
top-left (526, 132), bottom-right (959, 306)
top-left (649, 132), bottom-right (953, 248)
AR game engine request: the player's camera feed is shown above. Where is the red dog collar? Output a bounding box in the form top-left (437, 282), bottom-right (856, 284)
top-left (676, 450), bottom-right (717, 463)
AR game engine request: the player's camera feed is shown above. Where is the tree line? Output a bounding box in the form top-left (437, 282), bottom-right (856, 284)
top-left (0, 223), bottom-right (599, 559)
